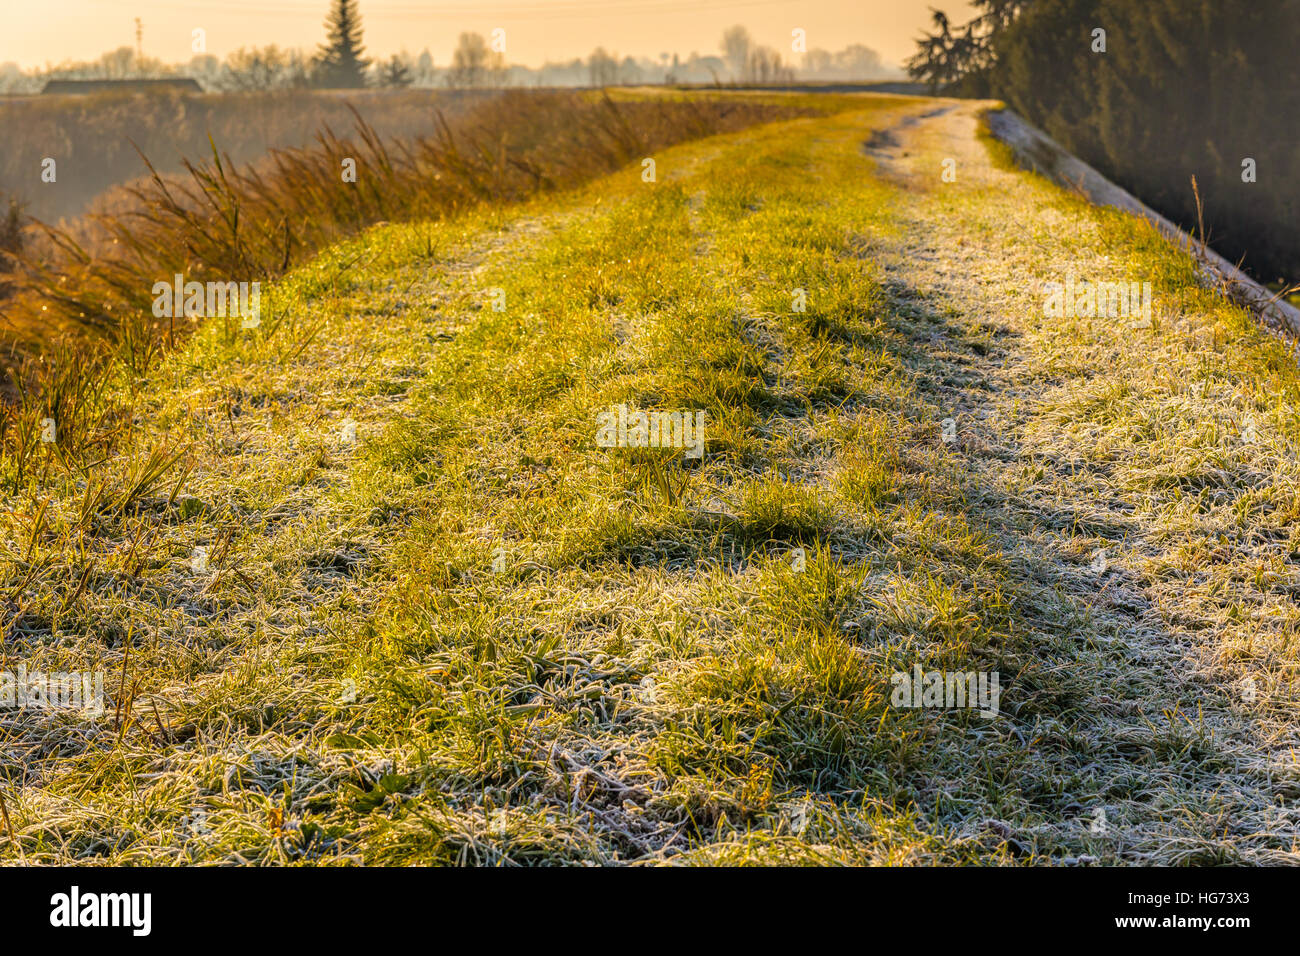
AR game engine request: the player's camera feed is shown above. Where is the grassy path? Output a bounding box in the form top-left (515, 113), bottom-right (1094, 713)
top-left (860, 103), bottom-right (1300, 863)
top-left (3, 94), bottom-right (1298, 865)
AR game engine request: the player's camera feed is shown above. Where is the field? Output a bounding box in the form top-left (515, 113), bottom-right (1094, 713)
top-left (1, 91), bottom-right (1298, 864)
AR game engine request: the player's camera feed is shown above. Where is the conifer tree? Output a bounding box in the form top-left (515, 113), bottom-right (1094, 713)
top-left (909, 0), bottom-right (1300, 282)
top-left (316, 0), bottom-right (370, 88)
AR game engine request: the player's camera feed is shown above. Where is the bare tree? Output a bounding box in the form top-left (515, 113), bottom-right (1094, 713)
top-left (721, 25), bottom-right (752, 81)
top-left (448, 32), bottom-right (491, 88)
top-left (415, 49), bottom-right (434, 85)
top-left (746, 47), bottom-right (794, 85)
top-left (100, 47), bottom-right (137, 79)
top-left (588, 47), bottom-right (618, 87)
top-left (803, 48), bottom-right (833, 76)
top-left (222, 46), bottom-right (288, 91)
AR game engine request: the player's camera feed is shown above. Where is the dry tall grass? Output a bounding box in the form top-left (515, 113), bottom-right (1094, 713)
top-left (0, 88), bottom-right (503, 224)
top-left (0, 90), bottom-right (816, 475)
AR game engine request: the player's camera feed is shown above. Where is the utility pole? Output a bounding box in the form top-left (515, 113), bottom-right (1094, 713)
top-left (135, 18), bottom-right (143, 67)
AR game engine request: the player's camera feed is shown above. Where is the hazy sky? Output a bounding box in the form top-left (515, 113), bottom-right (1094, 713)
top-left (2, 0), bottom-right (978, 71)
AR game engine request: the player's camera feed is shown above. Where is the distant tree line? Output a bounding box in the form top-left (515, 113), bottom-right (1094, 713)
top-left (909, 0), bottom-right (1300, 284)
top-left (0, 9), bottom-right (895, 95)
